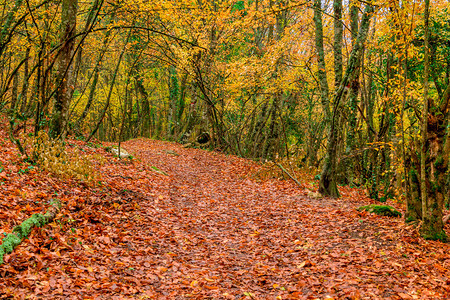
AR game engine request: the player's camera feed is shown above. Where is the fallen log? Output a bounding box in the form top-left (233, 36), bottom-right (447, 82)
top-left (0, 200), bottom-right (61, 264)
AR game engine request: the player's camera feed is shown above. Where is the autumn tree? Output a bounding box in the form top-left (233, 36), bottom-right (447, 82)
top-left (50, 0), bottom-right (78, 139)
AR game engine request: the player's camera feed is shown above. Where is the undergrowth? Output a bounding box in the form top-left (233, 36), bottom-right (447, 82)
top-left (357, 204), bottom-right (402, 218)
top-left (251, 156), bottom-right (312, 182)
top-left (22, 131), bottom-right (99, 183)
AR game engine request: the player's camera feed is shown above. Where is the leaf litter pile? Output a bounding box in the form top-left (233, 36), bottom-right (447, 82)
top-left (0, 134), bottom-right (449, 299)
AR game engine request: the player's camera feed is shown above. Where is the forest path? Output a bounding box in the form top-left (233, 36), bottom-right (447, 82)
top-left (1, 138), bottom-right (448, 299)
top-left (120, 138), bottom-right (448, 299)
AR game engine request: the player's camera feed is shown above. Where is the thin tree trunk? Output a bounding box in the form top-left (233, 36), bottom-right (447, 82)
top-left (263, 4), bottom-right (285, 159)
top-left (0, 0), bottom-right (24, 57)
top-left (76, 8), bottom-right (116, 129)
top-left (313, 0), bottom-right (330, 118)
top-left (333, 0), bottom-right (343, 88)
top-left (319, 4), bottom-right (374, 198)
top-left (19, 47), bottom-right (30, 114)
top-left (86, 28), bottom-right (132, 142)
top-left (72, 0), bottom-right (103, 84)
top-left (10, 68), bottom-right (19, 110)
top-left (420, 0), bottom-right (430, 234)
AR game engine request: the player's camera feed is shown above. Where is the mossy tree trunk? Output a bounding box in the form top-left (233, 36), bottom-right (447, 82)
top-left (420, 95), bottom-right (449, 241)
top-left (343, 0), bottom-right (360, 185)
top-left (313, 0), bottom-right (330, 119)
top-left (319, 4), bottom-right (374, 198)
top-left (419, 0), bottom-right (449, 241)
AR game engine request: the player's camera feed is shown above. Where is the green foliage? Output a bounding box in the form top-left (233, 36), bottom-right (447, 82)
top-left (232, 1), bottom-right (245, 12)
top-left (379, 194), bottom-right (390, 203)
top-left (357, 204), bottom-right (402, 218)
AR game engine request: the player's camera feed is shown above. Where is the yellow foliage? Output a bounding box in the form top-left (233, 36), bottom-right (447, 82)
top-left (23, 132), bottom-right (100, 183)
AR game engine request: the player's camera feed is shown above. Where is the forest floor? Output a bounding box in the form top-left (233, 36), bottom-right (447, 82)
top-left (0, 130), bottom-right (449, 299)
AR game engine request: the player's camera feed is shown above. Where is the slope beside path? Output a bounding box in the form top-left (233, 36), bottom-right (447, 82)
top-left (1, 138), bottom-right (449, 299)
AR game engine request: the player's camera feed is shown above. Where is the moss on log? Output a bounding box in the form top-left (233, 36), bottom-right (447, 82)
top-left (0, 200), bottom-right (60, 264)
top-left (357, 204), bottom-right (402, 218)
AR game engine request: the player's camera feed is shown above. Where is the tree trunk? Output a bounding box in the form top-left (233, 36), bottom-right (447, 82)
top-left (319, 4), bottom-right (374, 198)
top-left (19, 47), bottom-right (30, 114)
top-left (313, 0), bottom-right (330, 118)
top-left (333, 0), bottom-right (343, 88)
top-left (420, 95), bottom-right (449, 241)
top-left (86, 28), bottom-right (131, 142)
top-left (419, 0), bottom-right (448, 242)
top-left (405, 142), bottom-right (422, 222)
top-left (344, 0), bottom-right (361, 183)
top-left (50, 0), bottom-right (78, 140)
top-left (168, 65), bottom-right (179, 138)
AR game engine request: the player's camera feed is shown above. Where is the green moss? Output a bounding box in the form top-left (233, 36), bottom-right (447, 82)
top-left (150, 166), bottom-right (168, 176)
top-left (0, 201), bottom-right (60, 265)
top-left (421, 230), bottom-right (448, 242)
top-left (406, 216), bottom-right (418, 223)
top-left (357, 204), bottom-right (402, 218)
top-left (2, 233), bottom-right (21, 253)
top-left (13, 213), bottom-right (47, 239)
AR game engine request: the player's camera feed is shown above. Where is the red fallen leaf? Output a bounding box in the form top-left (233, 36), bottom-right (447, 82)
top-left (25, 204), bottom-right (33, 212)
top-left (433, 263), bottom-right (446, 272)
top-left (398, 292), bottom-right (412, 299)
top-left (204, 285), bottom-right (219, 290)
top-left (49, 277), bottom-right (56, 288)
top-left (41, 282), bottom-right (50, 293)
top-left (156, 266), bottom-right (168, 273)
top-left (1, 130), bottom-right (450, 299)
top-left (124, 276), bottom-right (141, 286)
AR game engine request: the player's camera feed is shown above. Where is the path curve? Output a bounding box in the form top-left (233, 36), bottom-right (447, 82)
top-left (1, 138), bottom-right (448, 299)
top-left (121, 139), bottom-right (448, 299)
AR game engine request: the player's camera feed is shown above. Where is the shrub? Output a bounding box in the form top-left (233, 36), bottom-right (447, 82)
top-left (251, 156), bottom-right (306, 181)
top-left (23, 131), bottom-right (99, 182)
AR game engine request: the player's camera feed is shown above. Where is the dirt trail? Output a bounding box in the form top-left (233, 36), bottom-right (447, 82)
top-left (1, 138), bottom-right (449, 299)
top-left (122, 139), bottom-right (449, 299)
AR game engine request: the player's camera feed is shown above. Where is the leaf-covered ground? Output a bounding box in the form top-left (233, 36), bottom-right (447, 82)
top-left (0, 133), bottom-right (449, 299)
